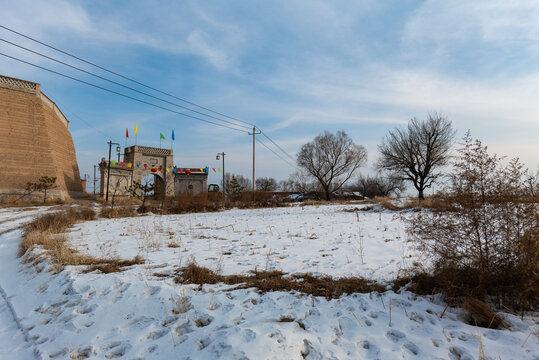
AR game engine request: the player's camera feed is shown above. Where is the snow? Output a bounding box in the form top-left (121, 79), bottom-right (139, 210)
top-left (0, 204), bottom-right (537, 359)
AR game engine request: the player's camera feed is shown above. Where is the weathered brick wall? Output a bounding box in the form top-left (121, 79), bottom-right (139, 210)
top-left (0, 79), bottom-right (83, 199)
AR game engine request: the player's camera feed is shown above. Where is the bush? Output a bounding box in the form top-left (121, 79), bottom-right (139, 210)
top-left (406, 133), bottom-right (538, 311)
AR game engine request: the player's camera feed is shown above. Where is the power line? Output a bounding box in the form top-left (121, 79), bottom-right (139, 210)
top-left (260, 131), bottom-right (297, 163)
top-left (0, 24), bottom-right (255, 129)
top-left (256, 138), bottom-right (297, 170)
top-left (0, 37), bottom-right (252, 130)
top-left (0, 24), bottom-right (299, 168)
top-left (0, 52), bottom-right (248, 133)
top-left (45, 94), bottom-right (120, 142)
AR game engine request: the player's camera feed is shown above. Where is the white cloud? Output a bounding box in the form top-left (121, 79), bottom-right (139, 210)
top-left (403, 0), bottom-right (539, 50)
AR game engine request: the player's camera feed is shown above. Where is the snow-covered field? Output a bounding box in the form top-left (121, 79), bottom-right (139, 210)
top-left (0, 204), bottom-right (537, 359)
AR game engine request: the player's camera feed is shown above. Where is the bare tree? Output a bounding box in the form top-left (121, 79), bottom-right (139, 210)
top-left (256, 177), bottom-right (277, 191)
top-left (356, 173), bottom-right (404, 198)
top-left (279, 170), bottom-right (320, 193)
top-left (297, 130), bottom-right (367, 200)
top-left (222, 173), bottom-right (252, 196)
top-left (377, 113), bottom-right (455, 199)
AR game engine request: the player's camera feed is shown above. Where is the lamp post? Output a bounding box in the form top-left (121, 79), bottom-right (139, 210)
top-left (216, 152), bottom-right (225, 197)
top-left (106, 141), bottom-right (120, 202)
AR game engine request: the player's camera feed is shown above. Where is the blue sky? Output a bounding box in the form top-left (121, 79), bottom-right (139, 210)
top-left (1, 0), bottom-right (538, 190)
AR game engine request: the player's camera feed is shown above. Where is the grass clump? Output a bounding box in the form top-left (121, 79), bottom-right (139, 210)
top-left (174, 261), bottom-right (385, 299)
top-left (20, 207), bottom-right (144, 273)
top-left (100, 206), bottom-right (137, 219)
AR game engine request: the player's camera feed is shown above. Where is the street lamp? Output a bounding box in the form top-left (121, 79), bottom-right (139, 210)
top-left (216, 152), bottom-right (225, 197)
top-left (106, 141), bottom-right (120, 202)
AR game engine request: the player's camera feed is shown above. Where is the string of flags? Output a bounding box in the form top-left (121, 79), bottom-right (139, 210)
top-left (108, 162), bottom-right (222, 174)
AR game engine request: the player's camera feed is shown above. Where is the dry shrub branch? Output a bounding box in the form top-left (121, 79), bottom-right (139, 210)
top-left (406, 132), bottom-right (538, 311)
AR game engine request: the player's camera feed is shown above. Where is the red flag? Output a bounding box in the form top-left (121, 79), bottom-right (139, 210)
top-left (126, 128), bottom-right (129, 138)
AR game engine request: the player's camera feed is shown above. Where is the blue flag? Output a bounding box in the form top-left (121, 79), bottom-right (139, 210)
top-left (171, 129), bottom-right (175, 141)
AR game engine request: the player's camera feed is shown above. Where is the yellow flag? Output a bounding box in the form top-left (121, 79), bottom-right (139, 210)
top-left (128, 163), bottom-right (132, 168)
top-left (166, 167), bottom-right (170, 173)
top-left (134, 124), bottom-right (138, 135)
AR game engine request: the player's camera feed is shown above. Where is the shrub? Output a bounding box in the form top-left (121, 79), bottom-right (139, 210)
top-left (407, 133), bottom-right (538, 311)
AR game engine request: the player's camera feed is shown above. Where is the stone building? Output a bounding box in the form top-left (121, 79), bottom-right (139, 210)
top-left (99, 145), bottom-right (208, 198)
top-left (0, 74), bottom-right (84, 201)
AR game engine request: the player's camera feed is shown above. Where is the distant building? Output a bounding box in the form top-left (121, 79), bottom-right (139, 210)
top-left (0, 74), bottom-right (84, 201)
top-left (99, 145), bottom-right (208, 198)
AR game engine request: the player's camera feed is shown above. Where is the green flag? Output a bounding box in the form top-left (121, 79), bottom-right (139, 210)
top-left (160, 132), bottom-right (166, 140)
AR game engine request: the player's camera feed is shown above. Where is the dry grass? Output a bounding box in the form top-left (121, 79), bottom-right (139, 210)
top-left (174, 262), bottom-right (385, 299)
top-left (20, 208), bottom-right (144, 273)
top-left (0, 199), bottom-right (69, 208)
top-left (100, 206), bottom-right (137, 219)
top-left (463, 298), bottom-right (510, 329)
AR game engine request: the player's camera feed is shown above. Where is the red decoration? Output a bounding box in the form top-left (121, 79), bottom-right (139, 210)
top-left (186, 169), bottom-right (191, 175)
top-left (151, 167), bottom-right (157, 173)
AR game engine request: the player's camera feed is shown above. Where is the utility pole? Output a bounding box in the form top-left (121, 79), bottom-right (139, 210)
top-left (106, 141), bottom-right (120, 202)
top-left (93, 165), bottom-right (97, 195)
top-left (248, 127), bottom-right (261, 201)
top-left (216, 152), bottom-right (226, 199)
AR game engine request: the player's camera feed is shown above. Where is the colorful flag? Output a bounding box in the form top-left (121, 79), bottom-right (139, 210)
top-left (218, 167), bottom-right (221, 172)
top-left (212, 168), bottom-right (216, 172)
top-left (134, 124), bottom-right (138, 135)
top-left (166, 168), bottom-right (170, 173)
top-left (160, 133), bottom-right (166, 140)
top-left (111, 160), bottom-right (116, 166)
top-left (126, 128), bottom-right (129, 138)
top-left (171, 130), bottom-right (175, 141)
top-left (128, 163), bottom-right (132, 168)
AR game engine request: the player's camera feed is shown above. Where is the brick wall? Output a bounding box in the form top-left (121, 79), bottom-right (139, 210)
top-left (0, 83), bottom-right (83, 197)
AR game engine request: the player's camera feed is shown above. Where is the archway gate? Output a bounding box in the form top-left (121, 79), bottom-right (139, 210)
top-left (99, 145), bottom-right (208, 199)
top-left (99, 145), bottom-right (173, 198)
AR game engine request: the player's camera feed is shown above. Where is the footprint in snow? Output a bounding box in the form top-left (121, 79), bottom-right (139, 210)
top-left (385, 329), bottom-right (406, 343)
top-left (103, 341), bottom-right (131, 359)
top-left (448, 346), bottom-right (473, 360)
top-left (358, 340), bottom-right (380, 359)
top-left (401, 341), bottom-right (419, 356)
top-left (78, 304), bottom-right (97, 315)
top-left (146, 329), bottom-right (167, 340)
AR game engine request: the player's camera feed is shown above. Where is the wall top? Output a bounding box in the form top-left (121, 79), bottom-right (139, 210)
top-left (0, 74), bottom-right (70, 129)
top-left (0, 74), bottom-right (39, 93)
top-left (125, 145), bottom-right (173, 156)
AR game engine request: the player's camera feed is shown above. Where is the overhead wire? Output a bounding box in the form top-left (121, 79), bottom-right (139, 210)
top-left (0, 24), bottom-right (299, 167)
top-left (0, 24), bottom-right (255, 129)
top-left (0, 38), bottom-right (253, 130)
top-left (256, 138), bottom-right (297, 170)
top-left (0, 52), bottom-right (248, 133)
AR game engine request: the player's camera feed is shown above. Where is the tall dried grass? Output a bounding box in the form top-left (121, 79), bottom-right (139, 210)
top-left (174, 261), bottom-right (385, 299)
top-left (20, 208), bottom-right (144, 272)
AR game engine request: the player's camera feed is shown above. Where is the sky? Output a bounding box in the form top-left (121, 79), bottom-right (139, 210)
top-left (1, 0), bottom-right (538, 191)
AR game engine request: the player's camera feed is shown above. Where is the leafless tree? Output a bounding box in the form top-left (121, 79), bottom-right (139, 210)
top-left (356, 173), bottom-right (404, 198)
top-left (297, 130), bottom-right (367, 200)
top-left (377, 113), bottom-right (455, 199)
top-left (222, 173), bottom-right (252, 196)
top-left (279, 170), bottom-right (320, 192)
top-left (408, 133), bottom-right (538, 309)
top-left (256, 177), bottom-right (277, 191)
